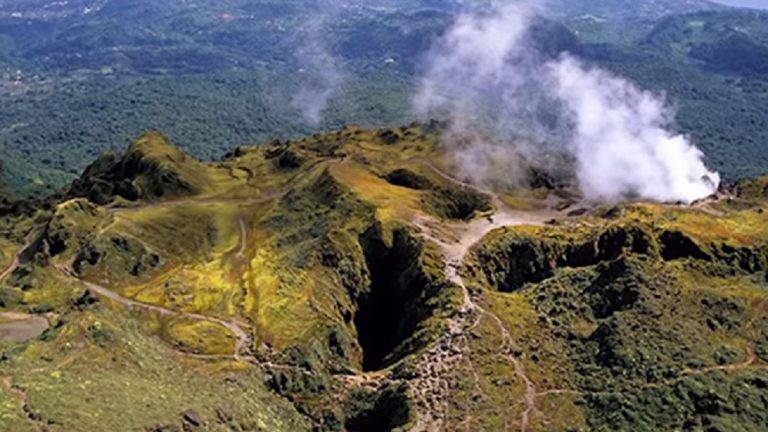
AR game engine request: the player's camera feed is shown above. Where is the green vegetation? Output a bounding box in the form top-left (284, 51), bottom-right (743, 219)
top-left (0, 0), bottom-right (768, 428)
top-left (0, 124), bottom-right (767, 430)
top-left (2, 2), bottom-right (768, 196)
top-left (0, 124), bottom-right (471, 430)
top-left (454, 199), bottom-right (768, 431)
top-left (0, 308), bottom-right (308, 431)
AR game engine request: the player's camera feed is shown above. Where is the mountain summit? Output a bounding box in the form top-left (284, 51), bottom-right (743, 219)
top-left (0, 125), bottom-right (766, 431)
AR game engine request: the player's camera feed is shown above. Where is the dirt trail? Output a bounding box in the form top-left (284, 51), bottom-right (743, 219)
top-left (106, 157), bottom-right (336, 218)
top-left (535, 291), bottom-right (768, 403)
top-left (236, 217), bottom-right (248, 259)
top-left (409, 162), bottom-right (555, 432)
top-left (58, 192), bottom-right (287, 360)
top-left (0, 227), bottom-right (42, 283)
top-left (0, 254), bottom-right (19, 282)
top-left (108, 192), bottom-right (283, 217)
top-left (681, 297), bottom-right (768, 377)
top-left (57, 265), bottom-right (251, 361)
top-left (407, 160), bottom-right (768, 431)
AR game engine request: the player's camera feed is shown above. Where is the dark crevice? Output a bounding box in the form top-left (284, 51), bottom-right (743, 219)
top-left (382, 167), bottom-right (492, 220)
top-left (479, 223), bottom-right (768, 295)
top-left (354, 226), bottom-right (438, 372)
top-left (427, 186), bottom-right (493, 220)
top-left (384, 169), bottom-right (433, 190)
top-left (660, 231), bottom-right (712, 262)
top-left (345, 384), bottom-right (412, 432)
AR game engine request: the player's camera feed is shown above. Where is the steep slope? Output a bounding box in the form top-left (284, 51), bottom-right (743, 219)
top-left (452, 200), bottom-right (768, 431)
top-left (0, 124), bottom-right (766, 431)
top-left (67, 131), bottom-right (216, 204)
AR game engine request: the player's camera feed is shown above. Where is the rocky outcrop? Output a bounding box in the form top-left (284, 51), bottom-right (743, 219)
top-left (471, 222), bottom-right (767, 293)
top-left (427, 186), bottom-right (493, 220)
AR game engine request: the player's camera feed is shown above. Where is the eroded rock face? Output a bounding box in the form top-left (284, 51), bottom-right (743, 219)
top-left (471, 222), bottom-right (768, 293)
top-left (454, 204), bottom-right (768, 430)
top-left (384, 169), bottom-right (433, 191)
top-left (4, 124), bottom-right (768, 432)
top-left (73, 235), bottom-right (163, 280)
top-left (36, 199), bottom-right (104, 261)
top-left (471, 234), bottom-right (556, 292)
top-left (382, 167), bottom-right (493, 220)
top-left (660, 230), bottom-right (711, 261)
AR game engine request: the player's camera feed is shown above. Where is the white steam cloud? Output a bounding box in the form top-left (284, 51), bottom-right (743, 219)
top-left (292, 7), bottom-right (346, 126)
top-left (414, 3), bottom-right (719, 203)
top-left (550, 57), bottom-right (720, 202)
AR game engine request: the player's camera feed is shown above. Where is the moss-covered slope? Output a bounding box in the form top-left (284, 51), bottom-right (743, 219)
top-left (68, 131), bottom-right (216, 204)
top-left (456, 203), bottom-right (768, 431)
top-left (0, 124), bottom-right (766, 431)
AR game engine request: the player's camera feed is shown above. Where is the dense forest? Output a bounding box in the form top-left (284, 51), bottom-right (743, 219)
top-left (0, 0), bottom-right (767, 196)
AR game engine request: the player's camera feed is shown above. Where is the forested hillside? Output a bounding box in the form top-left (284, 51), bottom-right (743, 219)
top-left (1, 0), bottom-right (767, 196)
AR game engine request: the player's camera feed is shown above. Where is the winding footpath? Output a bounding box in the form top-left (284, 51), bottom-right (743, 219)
top-left (536, 297), bottom-right (768, 401)
top-left (407, 161), bottom-right (768, 431)
top-left (236, 217), bottom-right (248, 260)
top-left (66, 266), bottom-right (251, 360)
top-left (409, 162), bottom-right (554, 432)
top-left (682, 297), bottom-right (768, 378)
top-left (0, 226), bottom-right (42, 283)
top-left (67, 193), bottom-right (289, 360)
top-left (55, 212), bottom-right (257, 363)
top-left (0, 253), bottom-right (19, 282)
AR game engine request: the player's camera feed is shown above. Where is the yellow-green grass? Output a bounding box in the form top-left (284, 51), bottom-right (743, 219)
top-left (0, 238), bottom-right (16, 275)
top-left (330, 161), bottom-right (424, 223)
top-left (460, 199), bottom-right (768, 430)
top-left (6, 125), bottom-right (768, 431)
top-left (244, 247), bottom-right (319, 350)
top-left (0, 308), bottom-right (308, 432)
top-left (19, 269), bottom-right (83, 313)
top-left (600, 203), bottom-right (768, 247)
top-left (163, 317), bottom-right (236, 356)
top-left (0, 384), bottom-right (34, 432)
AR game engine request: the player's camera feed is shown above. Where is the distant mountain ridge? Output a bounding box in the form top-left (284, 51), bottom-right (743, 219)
top-left (547, 0), bottom-right (726, 20)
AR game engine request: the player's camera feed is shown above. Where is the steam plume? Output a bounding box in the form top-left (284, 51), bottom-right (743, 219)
top-left (414, 3), bottom-right (720, 203)
top-left (550, 56), bottom-right (720, 202)
top-left (292, 5), bottom-right (346, 126)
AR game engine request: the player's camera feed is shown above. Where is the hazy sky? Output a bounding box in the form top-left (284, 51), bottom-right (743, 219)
top-left (711, 0), bottom-right (768, 9)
